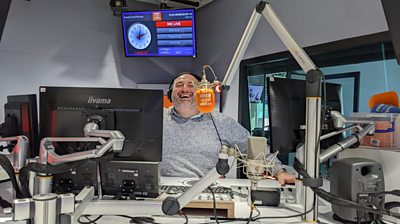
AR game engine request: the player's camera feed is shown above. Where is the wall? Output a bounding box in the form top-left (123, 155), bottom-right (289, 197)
top-left (0, 0), bottom-right (391, 121)
top-left (212, 0), bottom-right (389, 119)
top-left (322, 59), bottom-right (400, 113)
top-left (0, 0), bottom-right (137, 120)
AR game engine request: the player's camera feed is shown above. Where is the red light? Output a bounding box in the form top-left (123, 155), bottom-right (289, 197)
top-left (215, 84), bottom-right (222, 93)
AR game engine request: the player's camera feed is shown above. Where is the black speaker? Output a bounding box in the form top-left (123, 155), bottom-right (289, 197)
top-left (381, 0), bottom-right (400, 64)
top-left (0, 0), bottom-right (11, 43)
top-left (330, 158), bottom-right (385, 223)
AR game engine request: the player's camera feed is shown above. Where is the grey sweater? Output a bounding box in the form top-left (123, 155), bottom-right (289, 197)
top-left (161, 108), bottom-right (283, 178)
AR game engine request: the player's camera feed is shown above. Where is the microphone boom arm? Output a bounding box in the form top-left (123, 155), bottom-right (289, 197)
top-left (162, 145), bottom-right (235, 215)
top-left (221, 1), bottom-right (321, 221)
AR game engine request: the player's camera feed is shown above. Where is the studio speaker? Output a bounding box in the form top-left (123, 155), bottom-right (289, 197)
top-left (330, 158), bottom-right (385, 222)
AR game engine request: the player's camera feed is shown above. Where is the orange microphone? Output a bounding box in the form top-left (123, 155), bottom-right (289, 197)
top-left (195, 65), bottom-right (221, 113)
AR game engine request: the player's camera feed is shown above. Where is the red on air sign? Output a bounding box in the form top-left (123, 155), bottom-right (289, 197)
top-left (156, 20), bottom-right (192, 28)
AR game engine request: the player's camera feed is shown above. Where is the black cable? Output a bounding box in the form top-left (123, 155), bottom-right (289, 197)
top-left (208, 186), bottom-right (220, 224)
top-left (78, 215), bottom-right (161, 224)
top-left (0, 178), bottom-right (10, 184)
top-left (129, 216), bottom-right (157, 223)
top-left (0, 195), bottom-right (12, 208)
top-left (254, 206), bottom-right (314, 220)
top-left (0, 154), bottom-right (28, 198)
top-left (245, 208), bottom-right (253, 224)
top-left (385, 202), bottom-right (400, 210)
top-left (209, 114), bottom-right (223, 148)
top-left (77, 215), bottom-right (103, 224)
top-left (312, 187), bottom-right (400, 219)
top-left (179, 210), bottom-right (189, 224)
top-left (210, 206), bottom-right (314, 222)
top-left (246, 190), bottom-right (255, 224)
top-left (253, 206), bottom-right (261, 218)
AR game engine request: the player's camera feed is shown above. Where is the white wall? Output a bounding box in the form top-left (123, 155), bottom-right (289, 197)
top-left (0, 0), bottom-right (391, 122)
top-left (0, 0), bottom-right (139, 119)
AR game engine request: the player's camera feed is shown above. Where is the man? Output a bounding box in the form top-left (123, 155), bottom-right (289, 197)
top-left (161, 72), bottom-right (295, 186)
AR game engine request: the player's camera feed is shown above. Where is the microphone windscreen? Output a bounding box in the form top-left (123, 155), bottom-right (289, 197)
top-left (195, 88), bottom-right (215, 113)
top-left (368, 91), bottom-right (399, 109)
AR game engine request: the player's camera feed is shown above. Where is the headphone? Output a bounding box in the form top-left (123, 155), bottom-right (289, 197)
top-left (167, 72), bottom-right (202, 102)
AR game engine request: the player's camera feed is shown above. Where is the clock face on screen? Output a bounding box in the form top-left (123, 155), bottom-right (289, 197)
top-left (127, 23), bottom-right (152, 50)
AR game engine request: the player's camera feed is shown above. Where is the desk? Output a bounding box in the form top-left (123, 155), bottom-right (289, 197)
top-left (0, 177), bottom-right (338, 223)
top-left (79, 177), bottom-right (337, 224)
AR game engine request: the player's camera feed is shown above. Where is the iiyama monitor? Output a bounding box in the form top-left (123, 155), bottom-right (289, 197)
top-left (39, 86), bottom-right (163, 161)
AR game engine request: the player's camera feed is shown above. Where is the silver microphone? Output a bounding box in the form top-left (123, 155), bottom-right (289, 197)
top-left (246, 136), bottom-right (267, 190)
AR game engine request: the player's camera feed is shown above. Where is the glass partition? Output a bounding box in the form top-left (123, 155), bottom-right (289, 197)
top-left (238, 31), bottom-right (400, 169)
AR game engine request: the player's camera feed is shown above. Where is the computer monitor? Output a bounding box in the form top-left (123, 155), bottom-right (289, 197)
top-left (121, 8), bottom-right (196, 57)
top-left (39, 86), bottom-right (163, 197)
top-left (267, 78), bottom-right (342, 154)
top-left (39, 86), bottom-right (163, 161)
top-left (0, 94), bottom-right (39, 157)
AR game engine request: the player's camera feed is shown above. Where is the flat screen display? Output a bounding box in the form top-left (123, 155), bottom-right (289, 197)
top-left (121, 9), bottom-right (196, 57)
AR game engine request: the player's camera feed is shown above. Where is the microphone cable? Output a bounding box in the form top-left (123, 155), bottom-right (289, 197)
top-left (209, 113), bottom-right (223, 149)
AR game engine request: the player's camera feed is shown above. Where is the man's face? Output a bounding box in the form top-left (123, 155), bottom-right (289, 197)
top-left (171, 74), bottom-right (199, 108)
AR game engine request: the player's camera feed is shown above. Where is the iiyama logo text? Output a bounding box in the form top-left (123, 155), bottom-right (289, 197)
top-left (88, 97), bottom-right (111, 104)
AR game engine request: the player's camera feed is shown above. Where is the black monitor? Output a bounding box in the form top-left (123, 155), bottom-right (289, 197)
top-left (39, 87), bottom-right (163, 197)
top-left (39, 86), bottom-right (163, 161)
top-left (267, 78), bottom-right (342, 154)
top-left (0, 94), bottom-right (39, 157)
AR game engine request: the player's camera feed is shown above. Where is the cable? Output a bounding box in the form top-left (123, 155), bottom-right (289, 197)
top-left (208, 186), bottom-right (220, 224)
top-left (78, 215), bottom-right (103, 224)
top-left (178, 210), bottom-right (189, 224)
top-left (210, 206), bottom-right (314, 222)
top-left (203, 65), bottom-right (218, 81)
top-left (246, 190), bottom-right (255, 224)
top-left (129, 216), bottom-right (157, 224)
top-left (0, 154), bottom-right (28, 198)
top-left (246, 207), bottom-right (253, 224)
top-left (253, 206), bottom-right (261, 218)
top-left (209, 114), bottom-right (223, 148)
top-left (254, 206), bottom-right (314, 220)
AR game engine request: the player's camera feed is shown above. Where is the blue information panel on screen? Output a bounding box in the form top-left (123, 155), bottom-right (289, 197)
top-left (121, 9), bottom-right (196, 57)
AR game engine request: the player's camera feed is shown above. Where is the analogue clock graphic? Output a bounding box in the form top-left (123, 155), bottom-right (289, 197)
top-left (127, 23), bottom-right (152, 50)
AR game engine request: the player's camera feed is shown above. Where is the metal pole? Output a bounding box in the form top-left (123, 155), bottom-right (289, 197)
top-left (304, 98), bottom-right (321, 221)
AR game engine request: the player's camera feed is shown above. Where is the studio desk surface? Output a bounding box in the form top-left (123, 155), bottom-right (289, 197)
top-left (78, 177), bottom-right (338, 224)
top-left (0, 175), bottom-right (339, 223)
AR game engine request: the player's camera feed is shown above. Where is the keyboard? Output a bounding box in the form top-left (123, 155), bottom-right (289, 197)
top-left (161, 185), bottom-right (232, 194)
top-left (160, 185), bottom-right (234, 201)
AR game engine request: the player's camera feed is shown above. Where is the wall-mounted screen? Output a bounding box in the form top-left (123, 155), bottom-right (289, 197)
top-left (248, 85), bottom-right (264, 103)
top-left (121, 9), bottom-right (196, 57)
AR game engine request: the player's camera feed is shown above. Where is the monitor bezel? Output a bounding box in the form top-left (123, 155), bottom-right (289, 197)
top-left (121, 8), bottom-right (197, 57)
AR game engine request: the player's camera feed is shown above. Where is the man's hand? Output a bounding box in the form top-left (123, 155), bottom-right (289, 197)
top-left (276, 171), bottom-right (296, 186)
